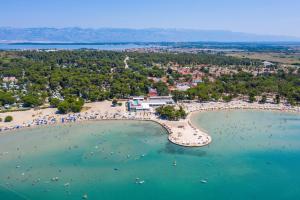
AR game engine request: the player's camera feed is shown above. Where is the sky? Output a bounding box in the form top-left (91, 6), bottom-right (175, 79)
top-left (0, 0), bottom-right (299, 37)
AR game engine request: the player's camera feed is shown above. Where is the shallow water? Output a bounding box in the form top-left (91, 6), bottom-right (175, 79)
top-left (0, 111), bottom-right (300, 200)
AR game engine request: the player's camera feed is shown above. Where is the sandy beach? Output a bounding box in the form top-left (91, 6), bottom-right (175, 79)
top-left (0, 100), bottom-right (299, 147)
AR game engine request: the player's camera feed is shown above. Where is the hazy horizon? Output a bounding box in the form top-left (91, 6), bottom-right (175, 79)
top-left (0, 27), bottom-right (299, 39)
top-left (0, 0), bottom-right (299, 37)
top-left (1, 27), bottom-right (300, 43)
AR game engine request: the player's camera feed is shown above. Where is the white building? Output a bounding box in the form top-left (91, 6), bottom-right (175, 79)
top-left (147, 96), bottom-right (174, 107)
top-left (128, 96), bottom-right (174, 111)
top-left (263, 61), bottom-right (274, 67)
top-left (176, 83), bottom-right (191, 91)
top-left (128, 97), bottom-right (150, 111)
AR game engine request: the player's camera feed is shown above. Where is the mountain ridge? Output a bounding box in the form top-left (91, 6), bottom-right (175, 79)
top-left (0, 27), bottom-right (299, 43)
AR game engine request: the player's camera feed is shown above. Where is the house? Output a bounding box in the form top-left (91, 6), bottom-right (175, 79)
top-left (192, 78), bottom-right (203, 86)
top-left (192, 78), bottom-right (203, 84)
top-left (3, 76), bottom-right (18, 83)
top-left (177, 67), bottom-right (191, 75)
top-left (160, 77), bottom-right (168, 83)
top-left (192, 71), bottom-right (205, 79)
top-left (176, 83), bottom-right (191, 91)
top-left (148, 77), bottom-right (161, 83)
top-left (148, 88), bottom-right (158, 97)
top-left (168, 86), bottom-right (176, 91)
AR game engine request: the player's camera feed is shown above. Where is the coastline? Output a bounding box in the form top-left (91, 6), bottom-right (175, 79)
top-left (0, 100), bottom-right (299, 148)
top-left (183, 101), bottom-right (300, 114)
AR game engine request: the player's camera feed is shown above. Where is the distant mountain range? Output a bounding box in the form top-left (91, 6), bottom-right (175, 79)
top-left (0, 27), bottom-right (299, 43)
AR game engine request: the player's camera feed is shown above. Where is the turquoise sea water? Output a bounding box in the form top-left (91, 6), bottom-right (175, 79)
top-left (0, 111), bottom-right (300, 200)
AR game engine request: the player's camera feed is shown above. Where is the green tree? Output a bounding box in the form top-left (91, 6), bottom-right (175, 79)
top-left (57, 97), bottom-right (84, 114)
top-left (172, 91), bottom-right (186, 102)
top-left (156, 105), bottom-right (186, 121)
top-left (57, 101), bottom-right (69, 114)
top-left (22, 94), bottom-right (43, 107)
top-left (176, 106), bottom-right (187, 119)
top-left (198, 92), bottom-right (210, 102)
top-left (0, 91), bottom-right (16, 105)
top-left (49, 98), bottom-right (61, 108)
top-left (248, 93), bottom-right (256, 103)
top-left (154, 81), bottom-right (169, 96)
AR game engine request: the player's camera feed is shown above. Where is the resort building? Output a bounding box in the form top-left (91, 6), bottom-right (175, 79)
top-left (128, 97), bottom-right (150, 111)
top-left (128, 96), bottom-right (174, 111)
top-left (147, 96), bottom-right (175, 107)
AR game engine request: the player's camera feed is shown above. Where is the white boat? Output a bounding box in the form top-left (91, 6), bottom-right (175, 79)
top-left (200, 179), bottom-right (208, 184)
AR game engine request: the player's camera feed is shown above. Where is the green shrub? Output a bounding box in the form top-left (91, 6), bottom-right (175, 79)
top-left (4, 116), bottom-right (13, 122)
top-left (222, 95), bottom-right (233, 102)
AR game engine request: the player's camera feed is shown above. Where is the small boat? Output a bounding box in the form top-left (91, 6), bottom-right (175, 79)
top-left (135, 177), bottom-right (140, 183)
top-left (135, 178), bottom-right (145, 184)
top-left (173, 160), bottom-right (177, 166)
top-left (51, 177), bottom-right (59, 181)
top-left (200, 179), bottom-right (208, 184)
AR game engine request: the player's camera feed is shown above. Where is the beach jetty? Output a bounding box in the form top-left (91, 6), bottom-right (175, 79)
top-left (156, 118), bottom-right (212, 147)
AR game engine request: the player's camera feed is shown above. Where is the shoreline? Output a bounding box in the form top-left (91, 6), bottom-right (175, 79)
top-left (0, 100), bottom-right (299, 148)
top-left (0, 118), bottom-right (171, 135)
top-left (183, 101), bottom-right (300, 114)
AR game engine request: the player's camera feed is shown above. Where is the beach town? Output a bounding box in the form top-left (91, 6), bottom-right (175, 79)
top-left (1, 48), bottom-right (299, 149)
